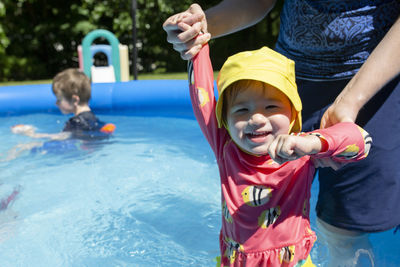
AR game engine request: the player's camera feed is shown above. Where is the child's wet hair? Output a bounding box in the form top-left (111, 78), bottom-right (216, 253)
top-left (52, 68), bottom-right (91, 104)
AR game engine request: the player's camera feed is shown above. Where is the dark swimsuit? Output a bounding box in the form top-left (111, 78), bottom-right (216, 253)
top-left (276, 0), bottom-right (400, 232)
top-left (32, 111), bottom-right (114, 154)
top-left (63, 111), bottom-right (110, 140)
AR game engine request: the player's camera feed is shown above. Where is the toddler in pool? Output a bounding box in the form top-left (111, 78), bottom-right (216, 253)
top-left (188, 44), bottom-right (371, 266)
top-left (6, 68), bottom-right (115, 160)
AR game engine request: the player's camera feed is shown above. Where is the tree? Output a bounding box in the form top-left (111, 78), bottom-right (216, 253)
top-left (0, 0), bottom-right (10, 81)
top-left (0, 0), bottom-right (281, 81)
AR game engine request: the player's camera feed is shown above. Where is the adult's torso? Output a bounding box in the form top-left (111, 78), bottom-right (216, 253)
top-left (275, 0), bottom-right (400, 80)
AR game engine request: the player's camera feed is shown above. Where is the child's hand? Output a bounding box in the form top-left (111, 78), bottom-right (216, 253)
top-left (11, 124), bottom-right (36, 136)
top-left (268, 134), bottom-right (322, 165)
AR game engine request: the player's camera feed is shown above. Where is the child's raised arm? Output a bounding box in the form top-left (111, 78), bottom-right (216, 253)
top-left (188, 44), bottom-right (228, 156)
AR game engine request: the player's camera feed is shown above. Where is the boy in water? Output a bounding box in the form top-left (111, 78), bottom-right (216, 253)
top-left (7, 68), bottom-right (115, 160)
top-left (188, 44), bottom-right (371, 266)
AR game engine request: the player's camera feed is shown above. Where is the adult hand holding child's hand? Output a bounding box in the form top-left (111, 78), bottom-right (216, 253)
top-left (163, 4), bottom-right (211, 60)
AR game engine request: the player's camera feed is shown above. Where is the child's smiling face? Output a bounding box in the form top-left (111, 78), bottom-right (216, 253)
top-left (226, 81), bottom-right (292, 155)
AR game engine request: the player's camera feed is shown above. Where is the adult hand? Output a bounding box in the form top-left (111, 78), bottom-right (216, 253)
top-left (320, 97), bottom-right (357, 129)
top-left (317, 96), bottom-right (357, 170)
top-left (163, 4), bottom-right (211, 60)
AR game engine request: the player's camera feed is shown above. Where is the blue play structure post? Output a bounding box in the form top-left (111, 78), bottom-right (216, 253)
top-left (82, 29), bottom-right (121, 82)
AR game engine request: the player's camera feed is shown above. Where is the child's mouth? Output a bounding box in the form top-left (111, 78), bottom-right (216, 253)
top-left (246, 132), bottom-right (269, 143)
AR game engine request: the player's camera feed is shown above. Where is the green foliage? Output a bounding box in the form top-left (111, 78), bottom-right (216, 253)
top-left (0, 0), bottom-right (281, 81)
top-left (0, 0), bottom-right (10, 80)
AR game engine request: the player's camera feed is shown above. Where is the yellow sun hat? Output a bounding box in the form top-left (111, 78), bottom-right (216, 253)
top-left (216, 46), bottom-right (302, 133)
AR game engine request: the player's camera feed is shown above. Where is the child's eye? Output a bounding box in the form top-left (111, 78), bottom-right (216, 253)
top-left (231, 107), bottom-right (248, 114)
top-left (265, 105), bottom-right (278, 109)
top-left (235, 108), bottom-right (248, 113)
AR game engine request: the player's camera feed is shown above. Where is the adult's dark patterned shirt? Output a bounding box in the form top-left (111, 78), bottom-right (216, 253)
top-left (275, 0), bottom-right (400, 79)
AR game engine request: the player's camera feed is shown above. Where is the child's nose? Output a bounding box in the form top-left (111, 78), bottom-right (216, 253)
top-left (249, 113), bottom-right (268, 126)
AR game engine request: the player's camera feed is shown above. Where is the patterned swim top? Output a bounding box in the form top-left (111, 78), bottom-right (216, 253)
top-left (63, 111), bottom-right (115, 140)
top-left (275, 0), bottom-right (400, 79)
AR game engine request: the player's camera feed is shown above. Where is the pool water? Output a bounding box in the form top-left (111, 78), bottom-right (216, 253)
top-left (0, 113), bottom-right (399, 266)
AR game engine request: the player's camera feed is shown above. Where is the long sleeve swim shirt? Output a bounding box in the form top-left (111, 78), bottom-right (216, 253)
top-left (188, 45), bottom-right (371, 267)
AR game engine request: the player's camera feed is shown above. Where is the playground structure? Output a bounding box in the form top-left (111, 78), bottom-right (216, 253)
top-left (78, 29), bottom-right (130, 83)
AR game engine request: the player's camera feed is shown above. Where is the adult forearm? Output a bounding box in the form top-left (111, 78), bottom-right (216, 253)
top-left (339, 17), bottom-right (400, 112)
top-left (205, 0), bottom-right (277, 38)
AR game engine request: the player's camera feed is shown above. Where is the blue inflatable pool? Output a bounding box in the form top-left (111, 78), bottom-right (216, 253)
top-left (0, 80), bottom-right (219, 117)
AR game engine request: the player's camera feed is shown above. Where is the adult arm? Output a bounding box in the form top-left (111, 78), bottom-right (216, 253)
top-left (205, 0), bottom-right (277, 38)
top-left (163, 0), bottom-right (276, 59)
top-left (320, 16), bottom-right (400, 128)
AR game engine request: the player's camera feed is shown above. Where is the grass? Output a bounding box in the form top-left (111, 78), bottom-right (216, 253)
top-left (0, 79), bottom-right (53, 86)
top-left (137, 72), bottom-right (188, 80)
top-left (0, 72), bottom-right (219, 86)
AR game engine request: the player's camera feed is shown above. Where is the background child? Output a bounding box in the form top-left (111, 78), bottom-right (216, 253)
top-left (5, 68), bottom-right (115, 160)
top-left (188, 44), bottom-right (371, 266)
